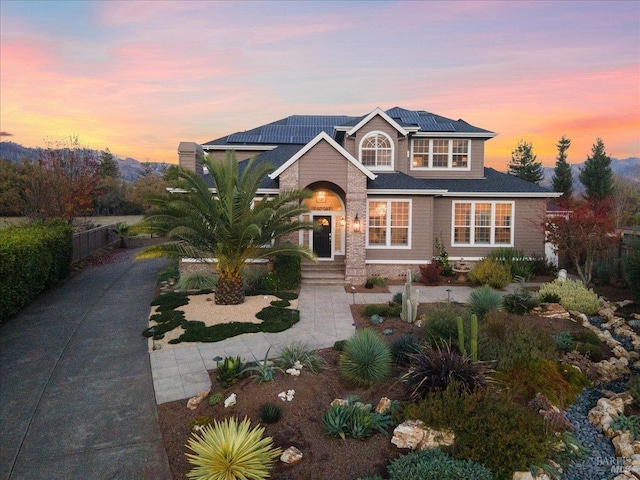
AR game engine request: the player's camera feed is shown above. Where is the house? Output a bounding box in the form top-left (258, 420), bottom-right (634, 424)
top-left (178, 107), bottom-right (559, 284)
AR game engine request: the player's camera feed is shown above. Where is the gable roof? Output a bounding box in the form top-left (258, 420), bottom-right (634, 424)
top-left (269, 131), bottom-right (377, 180)
top-left (344, 107), bottom-right (409, 136)
top-left (368, 168), bottom-right (561, 197)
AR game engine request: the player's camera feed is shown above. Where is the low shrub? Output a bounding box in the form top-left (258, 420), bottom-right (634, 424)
top-left (366, 275), bottom-right (386, 287)
top-left (468, 258), bottom-right (512, 289)
top-left (391, 291), bottom-right (403, 305)
top-left (553, 331), bottom-right (575, 351)
top-left (403, 343), bottom-right (488, 401)
top-left (434, 237), bottom-right (454, 276)
top-left (386, 449), bottom-right (493, 480)
top-left (175, 272), bottom-right (218, 291)
top-left (260, 403), bottom-right (283, 424)
top-left (529, 253), bottom-right (558, 277)
top-left (185, 417), bottom-right (281, 480)
top-left (258, 252), bottom-right (301, 290)
top-left (487, 247), bottom-right (533, 281)
top-left (189, 416), bottom-right (211, 429)
top-left (157, 259), bottom-right (179, 283)
top-left (390, 334), bottom-right (422, 366)
top-left (610, 415), bottom-right (640, 440)
top-left (538, 279), bottom-right (600, 315)
top-left (422, 302), bottom-right (471, 349)
top-left (496, 358), bottom-right (590, 407)
top-left (478, 311), bottom-right (558, 370)
top-left (333, 340), bottom-right (346, 351)
top-left (403, 384), bottom-right (551, 480)
top-left (322, 397), bottom-right (392, 440)
top-left (419, 263), bottom-right (440, 285)
top-left (276, 341), bottom-right (327, 372)
top-left (208, 392), bottom-right (223, 406)
top-left (466, 285), bottom-right (502, 318)
top-left (622, 239), bottom-right (640, 300)
top-left (339, 329), bottom-right (392, 386)
top-left (363, 303), bottom-right (402, 318)
top-left (502, 288), bottom-right (540, 315)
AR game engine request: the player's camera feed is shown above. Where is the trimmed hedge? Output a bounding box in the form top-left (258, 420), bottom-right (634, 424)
top-left (0, 221), bottom-right (73, 322)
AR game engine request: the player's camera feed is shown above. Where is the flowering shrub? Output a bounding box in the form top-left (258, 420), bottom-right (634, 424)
top-left (538, 279), bottom-right (600, 315)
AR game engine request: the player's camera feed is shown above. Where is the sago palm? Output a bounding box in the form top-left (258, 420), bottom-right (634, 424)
top-left (136, 151), bottom-right (314, 304)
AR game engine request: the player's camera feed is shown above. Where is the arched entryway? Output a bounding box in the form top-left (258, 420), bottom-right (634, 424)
top-left (303, 182), bottom-right (346, 261)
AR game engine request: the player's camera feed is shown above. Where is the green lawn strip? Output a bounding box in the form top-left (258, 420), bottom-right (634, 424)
top-left (143, 290), bottom-right (299, 343)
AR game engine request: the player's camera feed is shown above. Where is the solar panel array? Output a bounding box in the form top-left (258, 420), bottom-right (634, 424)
top-left (386, 107), bottom-right (456, 132)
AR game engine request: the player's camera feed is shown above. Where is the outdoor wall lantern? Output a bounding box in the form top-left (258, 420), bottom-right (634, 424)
top-left (316, 190), bottom-right (326, 203)
top-left (353, 214), bottom-right (361, 233)
top-left (340, 216), bottom-right (346, 226)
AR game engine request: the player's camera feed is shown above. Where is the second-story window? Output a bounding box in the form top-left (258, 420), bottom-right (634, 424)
top-left (360, 132), bottom-right (393, 170)
top-left (412, 139), bottom-right (470, 169)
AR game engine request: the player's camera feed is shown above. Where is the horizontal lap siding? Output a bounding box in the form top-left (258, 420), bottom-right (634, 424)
top-left (206, 150), bottom-right (264, 162)
top-left (298, 141), bottom-right (348, 190)
top-left (365, 195), bottom-right (433, 261)
top-left (351, 117), bottom-right (403, 170)
top-left (433, 197), bottom-right (547, 258)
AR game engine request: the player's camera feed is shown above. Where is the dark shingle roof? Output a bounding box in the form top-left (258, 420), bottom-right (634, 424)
top-left (203, 107), bottom-right (494, 147)
top-left (369, 168), bottom-right (555, 195)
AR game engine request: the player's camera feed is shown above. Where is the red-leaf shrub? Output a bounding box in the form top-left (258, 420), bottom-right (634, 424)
top-left (419, 263), bottom-right (440, 285)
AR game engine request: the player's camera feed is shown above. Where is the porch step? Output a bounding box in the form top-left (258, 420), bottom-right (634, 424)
top-left (301, 263), bottom-right (346, 285)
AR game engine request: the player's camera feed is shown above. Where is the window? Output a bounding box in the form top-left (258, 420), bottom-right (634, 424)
top-left (367, 199), bottom-right (411, 248)
top-left (360, 132), bottom-right (393, 169)
top-left (452, 201), bottom-right (514, 246)
top-left (411, 139), bottom-right (470, 169)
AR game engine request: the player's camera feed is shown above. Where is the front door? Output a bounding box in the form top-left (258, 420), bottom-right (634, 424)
top-left (313, 216), bottom-right (332, 258)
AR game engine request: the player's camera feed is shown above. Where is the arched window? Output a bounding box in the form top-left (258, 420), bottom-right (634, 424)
top-left (359, 132), bottom-right (393, 169)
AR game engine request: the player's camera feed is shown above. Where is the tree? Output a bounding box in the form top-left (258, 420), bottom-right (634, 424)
top-left (0, 159), bottom-right (28, 216)
top-left (136, 152), bottom-right (315, 304)
top-left (98, 148), bottom-right (119, 178)
top-left (545, 201), bottom-right (618, 286)
top-left (23, 136), bottom-right (100, 223)
top-left (612, 176), bottom-right (640, 228)
top-left (551, 135), bottom-right (573, 206)
top-left (508, 140), bottom-right (543, 184)
top-left (579, 138), bottom-right (613, 203)
top-left (125, 173), bottom-right (168, 212)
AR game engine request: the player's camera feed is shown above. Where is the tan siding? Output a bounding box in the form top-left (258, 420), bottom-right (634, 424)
top-left (365, 195), bottom-right (433, 261)
top-left (297, 140), bottom-right (349, 190)
top-left (351, 116), bottom-right (404, 170)
top-left (204, 149), bottom-right (263, 162)
top-left (408, 139), bottom-right (486, 179)
top-left (432, 197), bottom-right (546, 258)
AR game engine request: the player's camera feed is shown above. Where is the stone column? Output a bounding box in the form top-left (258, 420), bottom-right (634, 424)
top-left (278, 163), bottom-right (301, 245)
top-left (177, 142), bottom-right (204, 175)
top-left (345, 163), bottom-right (367, 284)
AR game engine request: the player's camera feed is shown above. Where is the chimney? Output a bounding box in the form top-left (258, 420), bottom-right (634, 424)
top-left (177, 142), bottom-right (204, 175)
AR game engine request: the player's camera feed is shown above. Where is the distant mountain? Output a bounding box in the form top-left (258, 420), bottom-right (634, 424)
top-left (540, 157), bottom-right (640, 193)
top-left (0, 141), bottom-right (171, 182)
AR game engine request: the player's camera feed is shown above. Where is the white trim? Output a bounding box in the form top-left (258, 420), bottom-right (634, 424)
top-left (410, 138), bottom-right (471, 171)
top-left (202, 144), bottom-right (278, 151)
top-left (366, 259), bottom-right (431, 264)
top-left (413, 132), bottom-right (497, 138)
top-left (366, 198), bottom-right (412, 249)
top-left (358, 131), bottom-right (394, 171)
top-left (368, 189), bottom-right (448, 195)
top-left (451, 200), bottom-right (515, 247)
top-left (181, 258), bottom-right (268, 264)
top-left (442, 192), bottom-right (561, 198)
top-left (269, 131), bottom-right (377, 180)
top-left (346, 107), bottom-right (409, 136)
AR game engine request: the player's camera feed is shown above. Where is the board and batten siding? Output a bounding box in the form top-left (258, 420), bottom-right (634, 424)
top-left (297, 140), bottom-right (349, 191)
top-left (365, 195), bottom-right (433, 261)
top-left (432, 197), bottom-right (547, 258)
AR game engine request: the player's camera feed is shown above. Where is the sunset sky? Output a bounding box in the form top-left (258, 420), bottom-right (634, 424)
top-left (1, 0), bottom-right (638, 169)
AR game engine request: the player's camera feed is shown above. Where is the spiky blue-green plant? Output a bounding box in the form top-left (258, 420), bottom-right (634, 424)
top-left (466, 285), bottom-right (502, 318)
top-left (339, 329), bottom-right (392, 386)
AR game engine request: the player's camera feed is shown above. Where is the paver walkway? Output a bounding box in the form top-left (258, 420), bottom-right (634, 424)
top-left (0, 250), bottom-right (172, 480)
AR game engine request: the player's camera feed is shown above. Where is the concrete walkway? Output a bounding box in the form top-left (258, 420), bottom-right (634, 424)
top-left (0, 251), bottom-right (172, 480)
top-left (150, 283), bottom-right (481, 404)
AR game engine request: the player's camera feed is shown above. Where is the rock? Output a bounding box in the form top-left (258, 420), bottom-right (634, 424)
top-left (286, 368), bottom-right (301, 376)
top-left (513, 472), bottom-right (551, 480)
top-left (292, 360), bottom-right (304, 370)
top-left (330, 398), bottom-right (348, 407)
top-left (599, 306), bottom-right (616, 323)
top-left (382, 328), bottom-right (393, 335)
top-left (187, 388), bottom-right (211, 410)
top-left (224, 393), bottom-right (237, 408)
top-left (280, 446), bottom-right (303, 464)
top-left (391, 420), bottom-right (454, 450)
top-left (375, 397), bottom-right (392, 414)
top-left (613, 432), bottom-right (636, 457)
top-left (612, 345), bottom-right (630, 359)
top-left (538, 303), bottom-right (570, 319)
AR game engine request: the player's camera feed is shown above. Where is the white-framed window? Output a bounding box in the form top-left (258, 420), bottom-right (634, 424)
top-left (359, 131), bottom-right (393, 170)
top-left (452, 201), bottom-right (514, 246)
top-left (411, 139), bottom-right (470, 170)
top-left (366, 199), bottom-right (411, 248)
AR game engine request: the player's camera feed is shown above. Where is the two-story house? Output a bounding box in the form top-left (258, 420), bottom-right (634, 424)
top-left (178, 107), bottom-right (558, 284)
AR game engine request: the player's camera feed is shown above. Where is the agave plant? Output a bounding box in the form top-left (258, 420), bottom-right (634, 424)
top-left (276, 341), bottom-right (327, 373)
top-left (185, 416), bottom-right (281, 480)
top-left (339, 329), bottom-right (392, 386)
top-left (243, 348), bottom-right (282, 383)
top-left (466, 284), bottom-right (502, 318)
top-left (322, 398), bottom-right (392, 440)
top-left (216, 356), bottom-right (244, 388)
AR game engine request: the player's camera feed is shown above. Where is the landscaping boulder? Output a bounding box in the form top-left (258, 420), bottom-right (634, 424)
top-left (536, 303), bottom-right (570, 320)
top-left (280, 446), bottom-right (303, 464)
top-left (375, 397), bottom-right (392, 415)
top-left (513, 472), bottom-right (551, 480)
top-left (391, 420), bottom-right (454, 450)
top-left (224, 393), bottom-right (237, 408)
top-left (187, 388), bottom-right (210, 410)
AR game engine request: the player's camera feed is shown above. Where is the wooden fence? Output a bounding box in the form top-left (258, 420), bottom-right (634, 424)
top-left (72, 224), bottom-right (119, 263)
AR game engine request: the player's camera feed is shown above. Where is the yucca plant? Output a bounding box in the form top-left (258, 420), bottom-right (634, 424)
top-left (466, 285), bottom-right (502, 318)
top-left (403, 343), bottom-right (489, 402)
top-left (216, 356), bottom-right (244, 388)
top-left (185, 416), bottom-right (281, 480)
top-left (276, 341), bottom-right (327, 373)
top-left (339, 329), bottom-right (392, 386)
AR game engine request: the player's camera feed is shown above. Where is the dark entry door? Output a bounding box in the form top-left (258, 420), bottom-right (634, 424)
top-left (313, 216), bottom-right (332, 258)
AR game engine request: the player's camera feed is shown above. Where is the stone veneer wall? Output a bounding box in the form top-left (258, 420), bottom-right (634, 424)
top-left (345, 163), bottom-right (367, 284)
top-left (278, 162), bottom-right (302, 245)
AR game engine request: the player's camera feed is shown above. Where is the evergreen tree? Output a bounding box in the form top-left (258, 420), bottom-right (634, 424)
top-left (579, 138), bottom-right (613, 202)
top-left (99, 148), bottom-right (119, 178)
top-left (508, 140), bottom-right (543, 184)
top-left (551, 135), bottom-right (573, 205)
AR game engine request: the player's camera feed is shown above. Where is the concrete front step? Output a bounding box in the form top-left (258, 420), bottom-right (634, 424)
top-left (301, 263), bottom-right (345, 285)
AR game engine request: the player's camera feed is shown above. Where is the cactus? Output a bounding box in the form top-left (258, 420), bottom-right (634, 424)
top-left (400, 269), bottom-right (419, 323)
top-left (455, 314), bottom-right (478, 361)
